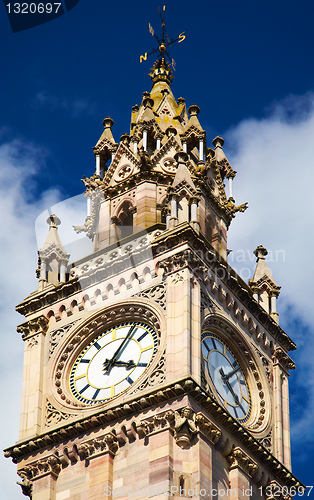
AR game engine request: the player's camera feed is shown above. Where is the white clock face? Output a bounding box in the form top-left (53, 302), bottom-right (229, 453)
top-left (69, 322), bottom-right (158, 404)
top-left (201, 333), bottom-right (252, 423)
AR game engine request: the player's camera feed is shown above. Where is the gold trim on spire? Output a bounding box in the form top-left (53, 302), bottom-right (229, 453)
top-left (149, 57), bottom-right (174, 86)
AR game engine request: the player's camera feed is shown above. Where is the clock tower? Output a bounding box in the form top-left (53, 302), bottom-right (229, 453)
top-left (5, 54), bottom-right (303, 500)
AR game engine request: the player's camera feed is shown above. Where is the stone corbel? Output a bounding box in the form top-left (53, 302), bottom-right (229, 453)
top-left (272, 348), bottom-right (296, 373)
top-left (227, 447), bottom-right (258, 478)
top-left (195, 412), bottom-right (222, 445)
top-left (137, 410), bottom-right (175, 438)
top-left (19, 453), bottom-right (61, 488)
top-left (117, 423), bottom-right (137, 445)
top-left (79, 431), bottom-right (119, 461)
top-left (17, 315), bottom-right (49, 342)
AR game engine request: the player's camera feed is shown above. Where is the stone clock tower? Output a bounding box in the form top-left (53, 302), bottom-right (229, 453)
top-left (5, 55), bottom-right (303, 500)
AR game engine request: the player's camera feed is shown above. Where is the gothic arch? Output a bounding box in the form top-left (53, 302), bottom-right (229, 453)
top-left (111, 198), bottom-right (135, 238)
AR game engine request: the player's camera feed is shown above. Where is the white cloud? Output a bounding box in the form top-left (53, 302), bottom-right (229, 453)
top-left (0, 138), bottom-right (63, 499)
top-left (34, 91), bottom-right (97, 117)
top-left (225, 93), bottom-right (314, 456)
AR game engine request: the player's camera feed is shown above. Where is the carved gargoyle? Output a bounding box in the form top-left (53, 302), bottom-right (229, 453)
top-left (73, 216), bottom-right (92, 234)
top-left (82, 175), bottom-right (103, 190)
top-left (174, 407), bottom-right (197, 448)
top-left (139, 149), bottom-right (152, 171)
top-left (224, 197), bottom-right (248, 216)
top-left (17, 472), bottom-right (32, 498)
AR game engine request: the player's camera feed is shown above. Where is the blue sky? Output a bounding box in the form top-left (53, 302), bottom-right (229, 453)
top-left (1, 0), bottom-right (314, 497)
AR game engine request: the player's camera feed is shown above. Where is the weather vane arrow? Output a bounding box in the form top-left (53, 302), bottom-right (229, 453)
top-left (140, 5), bottom-right (185, 70)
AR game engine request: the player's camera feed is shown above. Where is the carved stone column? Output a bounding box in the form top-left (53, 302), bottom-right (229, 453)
top-left (18, 453), bottom-right (61, 500)
top-left (228, 447), bottom-right (258, 500)
top-left (79, 432), bottom-right (118, 500)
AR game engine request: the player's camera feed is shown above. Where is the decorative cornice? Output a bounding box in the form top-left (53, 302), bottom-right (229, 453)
top-left (19, 452), bottom-right (61, 482)
top-left (15, 278), bottom-right (81, 317)
top-left (17, 315), bottom-right (49, 340)
top-left (4, 378), bottom-right (303, 490)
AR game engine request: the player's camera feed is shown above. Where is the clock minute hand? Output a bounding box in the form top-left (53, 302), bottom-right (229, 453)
top-left (219, 367), bottom-right (240, 404)
top-left (103, 325), bottom-right (136, 373)
top-left (220, 368), bottom-right (246, 414)
top-left (221, 364), bottom-right (241, 382)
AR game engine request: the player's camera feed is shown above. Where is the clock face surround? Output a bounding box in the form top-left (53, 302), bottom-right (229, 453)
top-left (201, 332), bottom-right (252, 423)
top-left (69, 321), bottom-right (158, 404)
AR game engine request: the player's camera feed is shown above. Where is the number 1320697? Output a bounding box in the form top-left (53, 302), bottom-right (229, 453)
top-left (259, 486), bottom-right (312, 497)
top-left (6, 3), bottom-right (62, 14)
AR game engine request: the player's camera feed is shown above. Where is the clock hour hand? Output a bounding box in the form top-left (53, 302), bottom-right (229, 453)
top-left (103, 325), bottom-right (136, 373)
top-left (111, 360), bottom-right (136, 370)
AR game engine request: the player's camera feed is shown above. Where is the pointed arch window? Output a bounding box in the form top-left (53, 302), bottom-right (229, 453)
top-left (112, 200), bottom-right (135, 239)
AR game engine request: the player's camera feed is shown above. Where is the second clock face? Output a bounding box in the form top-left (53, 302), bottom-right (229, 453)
top-left (202, 333), bottom-right (252, 423)
top-left (69, 322), bottom-right (158, 404)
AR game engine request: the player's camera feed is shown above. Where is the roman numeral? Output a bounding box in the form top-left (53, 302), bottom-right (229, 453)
top-left (94, 342), bottom-right (101, 350)
top-left (79, 384), bottom-right (90, 394)
top-left (240, 379), bottom-right (246, 385)
top-left (211, 338), bottom-right (217, 349)
top-left (126, 376), bottom-right (134, 385)
top-left (137, 331), bottom-right (148, 342)
top-left (92, 389), bottom-right (100, 400)
top-left (137, 363), bottom-right (148, 368)
top-left (80, 359), bottom-right (90, 363)
top-left (232, 361), bottom-right (239, 368)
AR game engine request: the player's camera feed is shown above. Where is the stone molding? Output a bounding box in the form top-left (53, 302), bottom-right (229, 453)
top-left (78, 431), bottom-right (119, 460)
top-left (18, 452), bottom-right (61, 491)
top-left (195, 412), bottom-right (221, 444)
top-left (5, 378), bottom-right (303, 491)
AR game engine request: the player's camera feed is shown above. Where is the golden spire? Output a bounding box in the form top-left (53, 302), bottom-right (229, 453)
top-left (140, 5), bottom-right (185, 86)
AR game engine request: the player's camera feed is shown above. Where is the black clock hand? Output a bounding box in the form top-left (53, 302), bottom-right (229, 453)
top-left (103, 325), bottom-right (136, 373)
top-left (221, 364), bottom-right (241, 382)
top-left (219, 368), bottom-right (246, 414)
top-left (111, 360), bottom-right (136, 370)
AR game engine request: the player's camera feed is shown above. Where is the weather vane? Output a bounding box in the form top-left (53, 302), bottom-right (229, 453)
top-left (140, 5), bottom-right (185, 70)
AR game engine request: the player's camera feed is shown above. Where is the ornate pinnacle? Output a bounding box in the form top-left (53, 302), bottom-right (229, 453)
top-left (46, 214), bottom-right (61, 230)
top-left (254, 245), bottom-right (268, 261)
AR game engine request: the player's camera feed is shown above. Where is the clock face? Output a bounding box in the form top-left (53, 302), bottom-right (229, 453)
top-left (69, 321), bottom-right (158, 404)
top-left (201, 333), bottom-right (252, 423)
